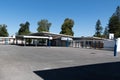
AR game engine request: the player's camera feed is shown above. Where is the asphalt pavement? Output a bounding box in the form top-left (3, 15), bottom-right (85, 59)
top-left (0, 45), bottom-right (120, 80)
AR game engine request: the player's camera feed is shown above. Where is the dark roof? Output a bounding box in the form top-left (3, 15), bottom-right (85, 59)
top-left (73, 37), bottom-right (104, 40)
top-left (16, 32), bottom-right (73, 39)
top-left (29, 32), bottom-right (73, 39)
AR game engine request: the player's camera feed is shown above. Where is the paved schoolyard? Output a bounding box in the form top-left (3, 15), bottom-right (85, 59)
top-left (0, 45), bottom-right (120, 80)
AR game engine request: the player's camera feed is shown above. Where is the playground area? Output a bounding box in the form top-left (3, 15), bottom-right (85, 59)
top-left (0, 45), bottom-right (120, 80)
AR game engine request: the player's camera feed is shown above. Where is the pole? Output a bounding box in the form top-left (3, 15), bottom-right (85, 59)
top-left (48, 39), bottom-right (51, 47)
top-left (66, 38), bottom-right (69, 47)
top-left (114, 39), bottom-right (117, 56)
top-left (24, 38), bottom-right (26, 46)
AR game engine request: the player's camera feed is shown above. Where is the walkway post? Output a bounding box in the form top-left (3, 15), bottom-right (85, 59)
top-left (66, 38), bottom-right (69, 47)
top-left (24, 38), bottom-right (26, 46)
top-left (114, 39), bottom-right (117, 56)
top-left (48, 36), bottom-right (52, 47)
top-left (16, 38), bottom-right (18, 45)
top-left (48, 39), bottom-right (51, 47)
top-left (35, 39), bottom-right (37, 47)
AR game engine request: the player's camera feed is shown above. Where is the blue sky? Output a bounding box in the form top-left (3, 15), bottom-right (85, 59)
top-left (0, 0), bottom-right (120, 37)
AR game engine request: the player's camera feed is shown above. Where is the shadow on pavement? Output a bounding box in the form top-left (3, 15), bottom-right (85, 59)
top-left (34, 62), bottom-right (120, 80)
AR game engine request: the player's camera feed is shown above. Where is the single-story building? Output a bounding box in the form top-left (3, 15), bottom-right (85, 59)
top-left (0, 32), bottom-right (116, 51)
top-left (0, 36), bottom-right (15, 45)
top-left (73, 37), bottom-right (104, 48)
top-left (15, 32), bottom-right (73, 47)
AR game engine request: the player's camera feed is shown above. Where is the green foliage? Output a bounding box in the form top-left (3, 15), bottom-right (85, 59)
top-left (108, 16), bottom-right (120, 38)
top-left (0, 24), bottom-right (9, 37)
top-left (108, 6), bottom-right (120, 38)
top-left (37, 19), bottom-right (51, 32)
top-left (60, 18), bottom-right (74, 36)
top-left (103, 26), bottom-right (109, 38)
top-left (113, 6), bottom-right (120, 20)
top-left (94, 19), bottom-right (103, 37)
top-left (18, 21), bottom-right (31, 35)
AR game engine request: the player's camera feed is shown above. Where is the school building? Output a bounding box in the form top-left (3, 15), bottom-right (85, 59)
top-left (0, 32), bottom-right (115, 50)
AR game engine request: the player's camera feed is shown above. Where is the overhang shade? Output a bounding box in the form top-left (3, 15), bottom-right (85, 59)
top-left (23, 36), bottom-right (49, 39)
top-left (61, 37), bottom-right (73, 41)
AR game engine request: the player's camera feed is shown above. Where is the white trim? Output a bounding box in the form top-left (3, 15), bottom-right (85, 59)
top-left (0, 37), bottom-right (15, 39)
top-left (61, 37), bottom-right (73, 41)
top-left (23, 36), bottom-right (49, 39)
top-left (30, 32), bottom-right (73, 38)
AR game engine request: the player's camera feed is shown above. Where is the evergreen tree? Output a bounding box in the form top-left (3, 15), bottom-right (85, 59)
top-left (37, 19), bottom-right (51, 32)
top-left (60, 18), bottom-right (74, 36)
top-left (94, 19), bottom-right (103, 37)
top-left (112, 6), bottom-right (120, 20)
top-left (0, 24), bottom-right (9, 37)
top-left (108, 16), bottom-right (120, 38)
top-left (18, 21), bottom-right (31, 35)
top-left (103, 26), bottom-right (109, 38)
top-left (108, 6), bottom-right (120, 38)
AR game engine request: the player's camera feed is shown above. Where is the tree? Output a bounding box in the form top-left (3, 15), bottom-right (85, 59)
top-left (108, 16), bottom-right (120, 38)
top-left (108, 6), bottom-right (120, 38)
top-left (94, 19), bottom-right (103, 37)
top-left (112, 6), bottom-right (120, 20)
top-left (37, 19), bottom-right (51, 32)
top-left (60, 18), bottom-right (74, 36)
top-left (18, 21), bottom-right (31, 35)
top-left (103, 26), bottom-right (109, 38)
top-left (0, 24), bottom-right (9, 37)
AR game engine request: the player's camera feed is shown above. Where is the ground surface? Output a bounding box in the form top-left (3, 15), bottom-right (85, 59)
top-left (0, 45), bottom-right (120, 80)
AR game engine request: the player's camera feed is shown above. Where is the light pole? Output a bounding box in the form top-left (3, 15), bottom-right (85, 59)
top-left (114, 38), bottom-right (117, 56)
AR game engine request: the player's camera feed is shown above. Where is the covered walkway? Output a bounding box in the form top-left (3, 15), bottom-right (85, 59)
top-left (16, 35), bottom-right (49, 46)
top-left (16, 32), bottom-right (73, 47)
top-left (73, 37), bottom-right (104, 48)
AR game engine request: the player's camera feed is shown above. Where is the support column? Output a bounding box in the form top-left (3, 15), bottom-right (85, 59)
top-left (48, 39), bottom-right (51, 47)
top-left (35, 39), bottom-right (38, 47)
top-left (71, 41), bottom-right (73, 47)
top-left (48, 36), bottom-right (52, 47)
top-left (114, 39), bottom-right (117, 56)
top-left (46, 39), bottom-right (47, 47)
top-left (66, 38), bottom-right (69, 47)
top-left (22, 38), bottom-right (24, 45)
top-left (28, 38), bottom-right (31, 46)
top-left (24, 38), bottom-right (26, 46)
top-left (94, 41), bottom-right (96, 49)
top-left (16, 38), bottom-right (18, 45)
top-left (13, 39), bottom-right (15, 45)
top-left (88, 40), bottom-right (90, 48)
top-left (84, 40), bottom-right (86, 48)
top-left (79, 42), bottom-right (80, 48)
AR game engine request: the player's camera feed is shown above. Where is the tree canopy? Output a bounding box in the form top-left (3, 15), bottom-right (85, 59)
top-left (108, 16), bottom-right (120, 38)
top-left (18, 21), bottom-right (31, 35)
top-left (108, 6), bottom-right (120, 38)
top-left (103, 26), bottom-right (109, 38)
top-left (60, 18), bottom-right (74, 36)
top-left (113, 6), bottom-right (120, 20)
top-left (0, 24), bottom-right (9, 37)
top-left (37, 19), bottom-right (51, 32)
top-left (94, 19), bottom-right (103, 37)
